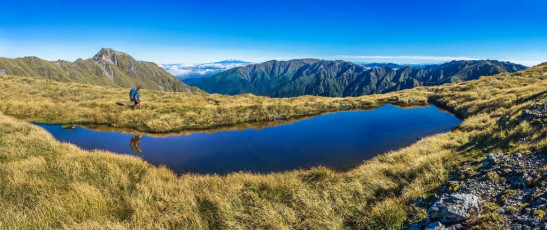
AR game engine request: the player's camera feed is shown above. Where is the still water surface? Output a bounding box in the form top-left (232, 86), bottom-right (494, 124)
top-left (36, 105), bottom-right (461, 175)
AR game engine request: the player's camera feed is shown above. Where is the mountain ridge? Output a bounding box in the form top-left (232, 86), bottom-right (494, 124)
top-left (0, 48), bottom-right (200, 92)
top-left (359, 62), bottom-right (430, 69)
top-left (186, 59), bottom-right (527, 97)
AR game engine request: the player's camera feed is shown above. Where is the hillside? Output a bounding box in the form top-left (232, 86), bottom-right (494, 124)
top-left (0, 73), bottom-right (431, 133)
top-left (0, 63), bottom-right (544, 229)
top-left (0, 48), bottom-right (200, 92)
top-left (186, 59), bottom-right (527, 97)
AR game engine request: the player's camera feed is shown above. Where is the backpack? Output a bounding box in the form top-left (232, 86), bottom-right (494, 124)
top-left (129, 88), bottom-right (137, 101)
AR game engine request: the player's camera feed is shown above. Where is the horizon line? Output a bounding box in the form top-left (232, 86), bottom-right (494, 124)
top-left (1, 50), bottom-right (541, 67)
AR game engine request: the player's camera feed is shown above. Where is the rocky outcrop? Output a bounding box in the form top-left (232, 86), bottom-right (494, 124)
top-left (408, 103), bottom-right (547, 229)
top-left (521, 101), bottom-right (547, 128)
top-left (409, 152), bottom-right (546, 229)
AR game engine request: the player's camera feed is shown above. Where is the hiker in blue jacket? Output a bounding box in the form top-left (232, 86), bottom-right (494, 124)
top-left (129, 86), bottom-right (143, 110)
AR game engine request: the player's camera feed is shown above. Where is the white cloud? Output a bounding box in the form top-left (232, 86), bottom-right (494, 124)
top-left (162, 60), bottom-right (251, 78)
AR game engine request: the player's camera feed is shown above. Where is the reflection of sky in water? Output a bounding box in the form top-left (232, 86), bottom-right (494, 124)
top-left (36, 105), bottom-right (461, 175)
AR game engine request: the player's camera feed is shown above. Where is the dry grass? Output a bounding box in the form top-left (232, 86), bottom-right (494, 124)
top-left (0, 107), bottom-right (471, 229)
top-left (0, 63), bottom-right (546, 229)
top-left (0, 74), bottom-right (430, 133)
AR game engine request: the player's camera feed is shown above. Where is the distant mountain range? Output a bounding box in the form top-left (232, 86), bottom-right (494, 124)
top-left (185, 59), bottom-right (527, 97)
top-left (359, 62), bottom-right (431, 69)
top-left (0, 48), bottom-right (200, 92)
top-left (162, 60), bottom-right (251, 80)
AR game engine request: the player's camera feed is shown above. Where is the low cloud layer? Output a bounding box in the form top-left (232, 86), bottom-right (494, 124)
top-left (161, 60), bottom-right (251, 79)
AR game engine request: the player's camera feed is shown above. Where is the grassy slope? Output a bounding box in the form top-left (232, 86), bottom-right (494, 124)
top-left (0, 50), bottom-right (199, 93)
top-left (0, 75), bottom-right (430, 133)
top-left (0, 64), bottom-right (545, 229)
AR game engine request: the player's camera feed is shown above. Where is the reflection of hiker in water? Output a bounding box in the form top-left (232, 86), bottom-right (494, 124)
top-left (130, 134), bottom-right (143, 153)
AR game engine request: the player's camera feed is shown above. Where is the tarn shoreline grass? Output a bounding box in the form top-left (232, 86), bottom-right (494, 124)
top-left (0, 74), bottom-right (431, 133)
top-left (0, 63), bottom-right (546, 229)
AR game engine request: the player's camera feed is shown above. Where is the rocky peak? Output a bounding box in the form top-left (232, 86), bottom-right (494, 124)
top-left (92, 48), bottom-right (132, 66)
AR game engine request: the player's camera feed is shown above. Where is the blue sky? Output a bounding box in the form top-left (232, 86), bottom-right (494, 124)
top-left (1, 0), bottom-right (546, 66)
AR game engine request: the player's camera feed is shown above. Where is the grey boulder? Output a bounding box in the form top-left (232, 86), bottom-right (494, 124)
top-left (428, 193), bottom-right (481, 224)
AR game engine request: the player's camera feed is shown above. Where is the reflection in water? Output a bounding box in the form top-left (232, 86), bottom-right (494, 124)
top-left (36, 105), bottom-right (461, 175)
top-left (130, 134), bottom-right (143, 153)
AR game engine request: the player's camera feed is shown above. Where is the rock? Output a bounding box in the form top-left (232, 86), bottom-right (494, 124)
top-left (415, 196), bottom-right (424, 206)
top-left (428, 193), bottom-right (481, 224)
top-left (523, 171), bottom-right (537, 186)
top-left (520, 102), bottom-right (547, 128)
top-left (407, 223), bottom-right (421, 230)
top-left (510, 171), bottom-right (537, 188)
top-left (425, 221), bottom-right (446, 230)
top-left (424, 221), bottom-right (461, 230)
top-left (482, 153), bottom-right (505, 169)
top-left (441, 186), bottom-right (447, 193)
top-left (529, 217), bottom-right (542, 226)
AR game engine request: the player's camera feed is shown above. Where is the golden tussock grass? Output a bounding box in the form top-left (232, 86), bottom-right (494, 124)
top-left (0, 63), bottom-right (545, 229)
top-left (0, 74), bottom-right (430, 133)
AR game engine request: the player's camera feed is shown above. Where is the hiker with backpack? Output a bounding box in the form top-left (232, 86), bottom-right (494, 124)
top-left (129, 86), bottom-right (143, 109)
